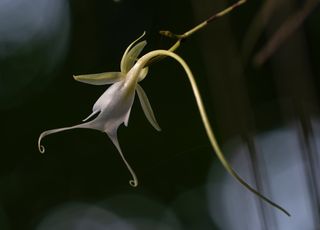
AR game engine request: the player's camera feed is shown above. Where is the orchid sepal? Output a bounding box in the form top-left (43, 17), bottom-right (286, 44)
top-left (73, 72), bottom-right (125, 85)
top-left (136, 84), bottom-right (161, 131)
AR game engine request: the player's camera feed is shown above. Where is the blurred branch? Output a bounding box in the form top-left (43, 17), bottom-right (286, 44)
top-left (254, 0), bottom-right (319, 66)
top-left (241, 0), bottom-right (287, 64)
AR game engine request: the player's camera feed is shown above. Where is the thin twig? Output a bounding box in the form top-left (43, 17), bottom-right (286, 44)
top-left (160, 0), bottom-right (247, 51)
top-left (145, 0), bottom-right (247, 67)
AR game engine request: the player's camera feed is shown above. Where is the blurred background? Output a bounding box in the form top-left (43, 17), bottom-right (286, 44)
top-left (0, 0), bottom-right (319, 229)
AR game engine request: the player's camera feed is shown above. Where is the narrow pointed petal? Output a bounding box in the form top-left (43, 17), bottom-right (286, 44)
top-left (74, 72), bottom-right (125, 85)
top-left (136, 84), bottom-right (161, 131)
top-left (105, 128), bottom-right (138, 187)
top-left (120, 32), bottom-right (146, 73)
top-left (121, 41), bottom-right (147, 74)
top-left (38, 122), bottom-right (93, 153)
top-left (82, 110), bottom-right (100, 122)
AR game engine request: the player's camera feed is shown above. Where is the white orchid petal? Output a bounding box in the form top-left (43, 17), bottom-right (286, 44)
top-left (92, 80), bottom-right (135, 115)
top-left (74, 72), bottom-right (125, 85)
top-left (120, 32), bottom-right (146, 73)
top-left (38, 122), bottom-right (93, 153)
top-left (38, 79), bottom-right (137, 154)
top-left (136, 84), bottom-right (161, 131)
top-left (105, 127), bottom-right (138, 187)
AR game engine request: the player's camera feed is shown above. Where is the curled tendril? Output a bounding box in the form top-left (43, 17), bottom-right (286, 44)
top-left (129, 180), bottom-right (138, 187)
top-left (39, 144), bottom-right (45, 154)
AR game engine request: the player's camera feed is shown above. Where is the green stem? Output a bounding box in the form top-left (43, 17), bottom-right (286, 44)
top-left (138, 49), bottom-right (290, 216)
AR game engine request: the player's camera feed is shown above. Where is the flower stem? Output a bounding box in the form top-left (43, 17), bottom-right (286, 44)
top-left (138, 49), bottom-right (290, 217)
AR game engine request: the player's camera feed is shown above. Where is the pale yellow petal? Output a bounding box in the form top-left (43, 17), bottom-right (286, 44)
top-left (136, 84), bottom-right (161, 131)
top-left (120, 32), bottom-right (146, 73)
top-left (73, 72), bottom-right (124, 85)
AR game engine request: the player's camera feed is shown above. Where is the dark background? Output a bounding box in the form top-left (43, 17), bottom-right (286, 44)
top-left (0, 0), bottom-right (319, 229)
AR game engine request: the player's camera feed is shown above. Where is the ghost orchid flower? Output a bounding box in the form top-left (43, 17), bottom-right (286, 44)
top-left (38, 33), bottom-right (289, 216)
top-left (38, 32), bottom-right (160, 187)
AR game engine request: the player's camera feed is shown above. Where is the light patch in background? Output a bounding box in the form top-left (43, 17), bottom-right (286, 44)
top-left (98, 194), bottom-right (182, 230)
top-left (36, 202), bottom-right (131, 230)
top-left (206, 120), bottom-right (320, 229)
top-left (0, 0), bottom-right (70, 108)
top-left (37, 195), bottom-right (182, 230)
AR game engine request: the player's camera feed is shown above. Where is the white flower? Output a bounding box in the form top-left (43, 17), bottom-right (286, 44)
top-left (38, 32), bottom-right (160, 187)
top-left (38, 37), bottom-right (290, 215)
